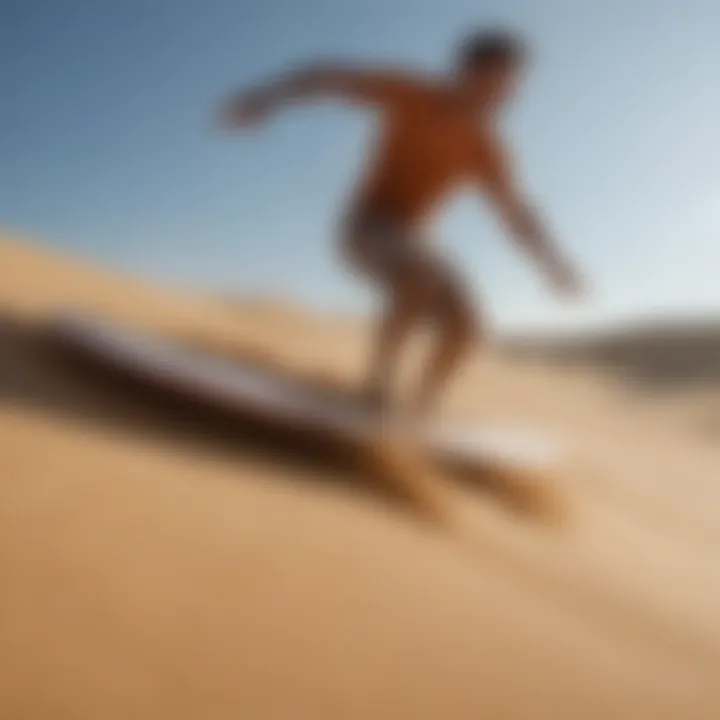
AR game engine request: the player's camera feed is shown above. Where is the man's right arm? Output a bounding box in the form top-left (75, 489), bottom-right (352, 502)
top-left (220, 62), bottom-right (425, 127)
top-left (478, 141), bottom-right (585, 298)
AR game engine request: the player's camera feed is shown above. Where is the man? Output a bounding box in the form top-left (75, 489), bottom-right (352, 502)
top-left (220, 29), bottom-right (585, 418)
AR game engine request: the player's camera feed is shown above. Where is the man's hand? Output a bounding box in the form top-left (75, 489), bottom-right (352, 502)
top-left (218, 89), bottom-right (276, 130)
top-left (543, 257), bottom-right (586, 300)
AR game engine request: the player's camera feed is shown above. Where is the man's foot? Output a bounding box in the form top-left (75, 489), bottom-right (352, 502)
top-left (358, 382), bottom-right (393, 417)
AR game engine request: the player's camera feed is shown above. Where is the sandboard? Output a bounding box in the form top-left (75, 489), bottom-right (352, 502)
top-left (47, 312), bottom-right (564, 476)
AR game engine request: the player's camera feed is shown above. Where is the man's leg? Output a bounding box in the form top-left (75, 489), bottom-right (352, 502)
top-left (363, 262), bottom-right (436, 413)
top-left (409, 263), bottom-right (480, 417)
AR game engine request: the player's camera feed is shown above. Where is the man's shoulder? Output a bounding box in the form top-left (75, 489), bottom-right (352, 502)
top-left (475, 120), bottom-right (509, 152)
top-left (374, 67), bottom-right (448, 99)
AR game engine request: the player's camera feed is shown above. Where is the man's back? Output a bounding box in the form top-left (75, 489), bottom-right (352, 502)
top-left (354, 79), bottom-right (504, 223)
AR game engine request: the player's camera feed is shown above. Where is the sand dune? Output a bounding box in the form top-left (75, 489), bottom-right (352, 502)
top-left (1, 234), bottom-right (719, 719)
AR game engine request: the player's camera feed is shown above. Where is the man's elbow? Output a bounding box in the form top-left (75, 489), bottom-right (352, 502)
top-left (503, 200), bottom-right (543, 239)
top-left (291, 59), bottom-right (352, 90)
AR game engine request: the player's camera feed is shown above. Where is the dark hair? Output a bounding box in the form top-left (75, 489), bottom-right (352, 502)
top-left (457, 29), bottom-right (527, 70)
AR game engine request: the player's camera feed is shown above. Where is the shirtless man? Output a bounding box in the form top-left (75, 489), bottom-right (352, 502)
top-left (220, 29), bottom-right (584, 417)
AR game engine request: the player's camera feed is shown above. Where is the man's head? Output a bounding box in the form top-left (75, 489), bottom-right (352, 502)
top-left (455, 29), bottom-right (527, 107)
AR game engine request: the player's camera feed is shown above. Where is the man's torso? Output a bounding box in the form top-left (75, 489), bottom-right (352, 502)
top-left (350, 82), bottom-right (505, 227)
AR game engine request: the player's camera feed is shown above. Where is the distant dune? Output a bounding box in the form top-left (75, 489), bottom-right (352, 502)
top-left (507, 317), bottom-right (720, 395)
top-left (1, 233), bottom-right (720, 719)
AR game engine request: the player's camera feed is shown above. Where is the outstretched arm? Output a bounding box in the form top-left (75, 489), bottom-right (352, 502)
top-left (220, 61), bottom-right (425, 128)
top-left (479, 142), bottom-right (584, 297)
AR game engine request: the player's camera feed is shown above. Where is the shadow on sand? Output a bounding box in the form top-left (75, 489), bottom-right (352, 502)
top-left (0, 312), bottom-right (562, 526)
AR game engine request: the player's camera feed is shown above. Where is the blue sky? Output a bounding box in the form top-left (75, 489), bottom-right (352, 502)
top-left (2, 0), bottom-right (720, 331)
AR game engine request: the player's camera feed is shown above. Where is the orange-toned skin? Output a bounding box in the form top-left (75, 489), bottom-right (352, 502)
top-left (222, 67), bottom-right (521, 233)
top-left (349, 79), bottom-right (509, 225)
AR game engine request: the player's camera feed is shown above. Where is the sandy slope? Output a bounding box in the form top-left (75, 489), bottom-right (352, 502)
top-left (1, 234), bottom-right (719, 719)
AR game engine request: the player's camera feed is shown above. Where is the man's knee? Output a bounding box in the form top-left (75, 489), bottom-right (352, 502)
top-left (392, 262), bottom-right (437, 317)
top-left (438, 285), bottom-right (481, 350)
top-left (447, 310), bottom-right (480, 353)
